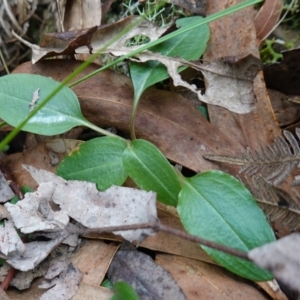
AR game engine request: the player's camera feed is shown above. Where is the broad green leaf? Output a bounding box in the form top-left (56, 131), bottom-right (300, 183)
top-left (57, 137), bottom-right (127, 190)
top-left (111, 282), bottom-right (140, 300)
top-left (122, 139), bottom-right (181, 206)
top-left (129, 16), bottom-right (210, 136)
top-left (0, 74), bottom-right (90, 135)
top-left (178, 171), bottom-right (275, 281)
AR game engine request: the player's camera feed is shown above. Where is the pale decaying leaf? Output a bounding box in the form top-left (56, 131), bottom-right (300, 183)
top-left (126, 51), bottom-right (261, 114)
top-left (22, 164), bottom-right (158, 242)
top-left (0, 170), bottom-right (14, 203)
top-left (39, 259), bottom-right (82, 300)
top-left (0, 220), bottom-right (25, 258)
top-left (1, 165), bottom-right (158, 272)
top-left (248, 233), bottom-right (300, 292)
top-left (12, 16), bottom-right (167, 64)
top-left (5, 183), bottom-right (69, 234)
top-left (7, 232), bottom-right (68, 272)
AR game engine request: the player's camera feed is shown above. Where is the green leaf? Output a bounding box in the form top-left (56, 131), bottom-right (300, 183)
top-left (0, 74), bottom-right (89, 135)
top-left (57, 137), bottom-right (128, 190)
top-left (111, 281), bottom-right (140, 300)
top-left (122, 139), bottom-right (181, 206)
top-left (177, 171), bottom-right (275, 281)
top-left (101, 279), bottom-right (114, 289)
top-left (129, 16), bottom-right (210, 137)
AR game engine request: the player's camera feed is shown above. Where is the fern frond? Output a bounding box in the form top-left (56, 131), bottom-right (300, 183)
top-left (203, 128), bottom-right (300, 185)
top-left (251, 175), bottom-right (300, 234)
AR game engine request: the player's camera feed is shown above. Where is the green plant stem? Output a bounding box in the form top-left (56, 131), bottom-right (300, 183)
top-left (0, 18), bottom-right (143, 151)
top-left (80, 119), bottom-right (124, 139)
top-left (0, 0), bottom-right (262, 151)
top-left (69, 0), bottom-right (263, 88)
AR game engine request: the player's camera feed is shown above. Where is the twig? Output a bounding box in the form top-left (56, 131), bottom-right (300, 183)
top-left (72, 221), bottom-right (249, 261)
top-left (0, 166), bottom-right (23, 200)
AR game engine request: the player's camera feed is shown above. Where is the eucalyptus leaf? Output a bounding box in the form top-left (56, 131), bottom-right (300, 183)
top-left (57, 137), bottom-right (128, 190)
top-left (0, 74), bottom-right (89, 135)
top-left (178, 171), bottom-right (275, 281)
top-left (122, 139), bottom-right (181, 206)
top-left (129, 16), bottom-right (210, 136)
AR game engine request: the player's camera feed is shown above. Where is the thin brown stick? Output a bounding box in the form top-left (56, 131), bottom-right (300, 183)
top-left (74, 221), bottom-right (249, 261)
top-left (0, 268), bottom-right (16, 290)
top-left (1, 166), bottom-right (23, 200)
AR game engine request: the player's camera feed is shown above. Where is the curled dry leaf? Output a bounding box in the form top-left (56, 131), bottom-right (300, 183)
top-left (23, 165), bottom-right (158, 242)
top-left (108, 242), bottom-right (186, 300)
top-left (5, 182), bottom-right (69, 234)
top-left (39, 259), bottom-right (82, 300)
top-left (255, 0), bottom-right (284, 43)
top-left (128, 51), bottom-right (261, 113)
top-left (13, 16), bottom-right (168, 64)
top-left (248, 233), bottom-right (300, 292)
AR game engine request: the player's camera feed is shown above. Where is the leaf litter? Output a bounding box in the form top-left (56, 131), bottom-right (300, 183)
top-left (248, 233), bottom-right (300, 293)
top-left (108, 241), bottom-right (186, 300)
top-left (39, 259), bottom-right (82, 300)
top-left (1, 1), bottom-right (298, 298)
top-left (0, 171), bottom-right (14, 203)
top-left (0, 164), bottom-right (159, 296)
top-left (128, 52), bottom-right (261, 113)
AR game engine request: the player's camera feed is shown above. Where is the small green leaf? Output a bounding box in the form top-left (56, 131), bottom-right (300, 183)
top-left (178, 171), bottom-right (275, 281)
top-left (111, 281), bottom-right (140, 300)
top-left (129, 16), bottom-right (210, 136)
top-left (0, 74), bottom-right (89, 135)
top-left (57, 137), bottom-right (128, 190)
top-left (101, 279), bottom-right (114, 289)
top-left (122, 139), bottom-right (181, 206)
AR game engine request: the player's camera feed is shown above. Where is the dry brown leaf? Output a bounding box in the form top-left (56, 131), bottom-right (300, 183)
top-left (63, 0), bottom-right (102, 62)
top-left (1, 139), bottom-right (82, 189)
top-left (12, 60), bottom-right (244, 173)
top-left (72, 282), bottom-right (114, 300)
top-left (85, 206), bottom-right (214, 264)
top-left (0, 288), bottom-right (10, 300)
top-left (156, 254), bottom-right (270, 300)
top-left (71, 240), bottom-right (119, 286)
top-left (13, 16), bottom-right (167, 64)
top-left (108, 242), bottom-right (186, 300)
top-left (128, 51), bottom-right (261, 113)
top-left (204, 0), bottom-right (281, 151)
top-left (249, 233), bottom-right (300, 293)
top-left (63, 0), bottom-right (102, 31)
top-left (255, 0), bottom-right (284, 43)
top-left (268, 89), bottom-right (300, 127)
